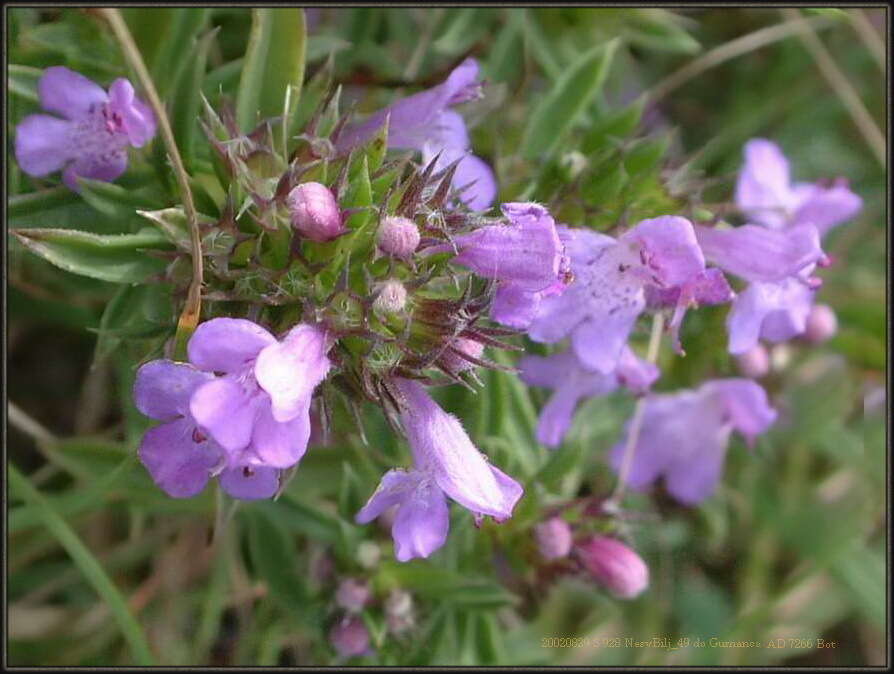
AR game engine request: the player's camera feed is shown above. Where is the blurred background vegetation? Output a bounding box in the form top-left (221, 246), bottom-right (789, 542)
top-left (7, 7), bottom-right (886, 666)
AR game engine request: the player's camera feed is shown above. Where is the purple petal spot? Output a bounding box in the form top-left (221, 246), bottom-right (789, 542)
top-left (218, 464), bottom-right (279, 500)
top-left (189, 378), bottom-right (259, 453)
top-left (138, 417), bottom-right (222, 498)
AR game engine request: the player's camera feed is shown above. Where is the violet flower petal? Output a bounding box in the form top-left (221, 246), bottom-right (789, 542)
top-left (38, 66), bottom-right (108, 119)
top-left (63, 150), bottom-right (128, 191)
top-left (219, 465), bottom-right (279, 500)
top-left (189, 378), bottom-right (258, 452)
top-left (254, 324), bottom-right (331, 422)
top-left (133, 360), bottom-right (214, 421)
top-left (188, 318), bottom-right (276, 373)
top-left (790, 181), bottom-right (863, 237)
top-left (395, 378), bottom-right (522, 520)
top-left (694, 223), bottom-right (823, 283)
top-left (250, 399), bottom-right (312, 468)
top-left (726, 279), bottom-right (814, 354)
top-left (621, 215), bottom-right (705, 287)
top-left (108, 78), bottom-right (156, 147)
top-left (734, 138), bottom-right (794, 229)
top-left (392, 478), bottom-right (450, 562)
top-left (138, 418), bottom-right (221, 498)
top-left (355, 469), bottom-right (421, 524)
top-left (13, 114), bottom-right (75, 176)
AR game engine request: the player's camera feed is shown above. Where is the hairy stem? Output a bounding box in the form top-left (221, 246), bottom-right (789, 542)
top-left (99, 8), bottom-right (204, 356)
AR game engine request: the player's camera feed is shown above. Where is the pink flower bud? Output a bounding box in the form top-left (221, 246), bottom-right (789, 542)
top-left (803, 304), bottom-right (837, 343)
top-left (329, 616), bottom-right (370, 658)
top-left (535, 517), bottom-right (573, 560)
top-left (384, 589), bottom-right (415, 635)
top-left (442, 337), bottom-right (485, 373)
top-left (377, 216), bottom-right (420, 258)
top-left (576, 536), bottom-right (649, 599)
top-left (287, 182), bottom-right (345, 242)
top-left (335, 578), bottom-right (371, 613)
top-left (735, 344), bottom-right (770, 379)
top-left (373, 279), bottom-right (408, 314)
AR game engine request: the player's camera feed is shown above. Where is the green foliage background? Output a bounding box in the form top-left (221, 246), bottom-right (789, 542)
top-left (7, 7), bottom-right (887, 666)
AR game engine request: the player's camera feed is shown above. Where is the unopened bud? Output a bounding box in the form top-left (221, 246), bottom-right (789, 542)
top-left (535, 517), bottom-right (573, 560)
top-left (329, 616), bottom-right (370, 658)
top-left (442, 337), bottom-right (485, 373)
top-left (357, 541), bottom-right (382, 569)
top-left (335, 578), bottom-right (371, 613)
top-left (803, 304), bottom-right (837, 343)
top-left (576, 536), bottom-right (649, 599)
top-left (287, 182), bottom-right (345, 242)
top-left (385, 589), bottom-right (415, 635)
top-left (735, 344), bottom-right (770, 379)
top-left (373, 280), bottom-right (408, 314)
top-left (377, 216), bottom-right (420, 258)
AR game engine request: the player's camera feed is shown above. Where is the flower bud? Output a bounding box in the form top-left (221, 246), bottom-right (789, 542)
top-left (385, 589), bottom-right (415, 635)
top-left (377, 216), bottom-right (420, 258)
top-left (735, 344), bottom-right (770, 379)
top-left (357, 541), bottom-right (382, 569)
top-left (335, 578), bottom-right (371, 613)
top-left (576, 536), bottom-right (649, 599)
top-left (373, 280), bottom-right (408, 314)
top-left (803, 304), bottom-right (838, 343)
top-left (329, 616), bottom-right (370, 658)
top-left (287, 182), bottom-right (344, 242)
top-left (535, 517), bottom-right (573, 560)
top-left (442, 337), bottom-right (485, 373)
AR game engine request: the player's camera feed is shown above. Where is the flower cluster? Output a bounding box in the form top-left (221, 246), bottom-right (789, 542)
top-left (14, 55), bottom-right (860, 609)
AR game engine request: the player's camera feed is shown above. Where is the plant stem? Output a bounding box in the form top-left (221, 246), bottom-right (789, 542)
top-left (99, 8), bottom-right (204, 357)
top-left (780, 8), bottom-right (885, 168)
top-left (606, 311), bottom-right (664, 506)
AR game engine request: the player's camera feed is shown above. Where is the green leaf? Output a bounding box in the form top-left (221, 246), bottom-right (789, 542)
top-left (830, 545), bottom-right (885, 629)
top-left (11, 227), bottom-right (171, 283)
top-left (375, 562), bottom-right (518, 609)
top-left (170, 27), bottom-right (219, 170)
top-left (245, 507), bottom-right (318, 626)
top-left (76, 178), bottom-right (165, 221)
top-left (623, 134), bottom-right (671, 178)
top-left (236, 8), bottom-right (307, 133)
top-left (8, 464), bottom-right (155, 665)
top-left (91, 283), bottom-right (173, 363)
top-left (7, 63), bottom-right (41, 103)
top-left (135, 8), bottom-right (212, 97)
top-left (582, 98), bottom-right (645, 155)
top-left (8, 187), bottom-right (79, 220)
top-left (624, 9), bottom-right (700, 54)
top-left (521, 38), bottom-right (619, 159)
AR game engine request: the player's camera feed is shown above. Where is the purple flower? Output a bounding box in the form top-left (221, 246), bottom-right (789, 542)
top-left (355, 378), bottom-right (523, 562)
top-left (435, 203), bottom-right (570, 329)
top-left (528, 216), bottom-right (707, 374)
top-left (609, 379), bottom-right (777, 505)
top-left (803, 303), bottom-right (838, 343)
top-left (329, 616), bottom-right (372, 659)
top-left (133, 360), bottom-right (278, 500)
top-left (187, 318), bottom-right (332, 469)
top-left (575, 536), bottom-right (649, 599)
top-left (710, 138), bottom-right (861, 354)
top-left (335, 58), bottom-right (497, 210)
top-left (520, 347), bottom-right (659, 448)
top-left (735, 138), bottom-right (862, 235)
top-left (15, 66), bottom-right (156, 191)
